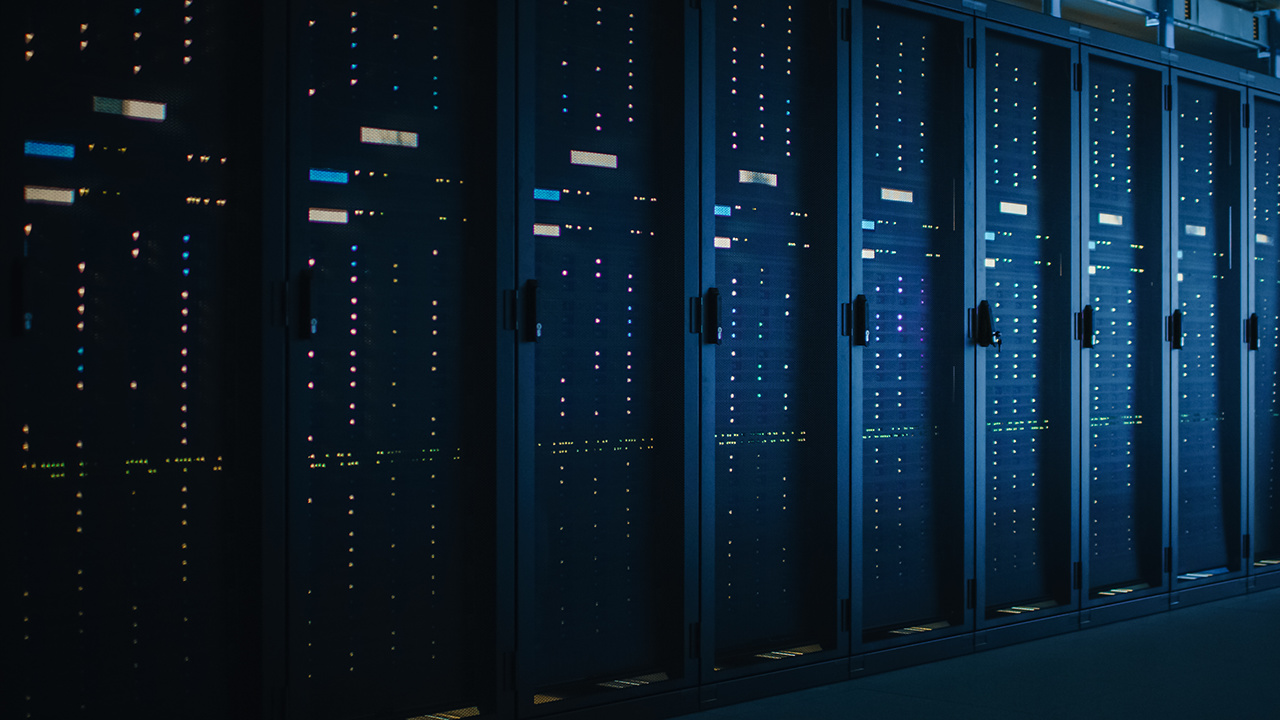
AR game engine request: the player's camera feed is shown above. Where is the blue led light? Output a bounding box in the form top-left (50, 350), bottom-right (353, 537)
top-left (24, 141), bottom-right (75, 159)
top-left (309, 168), bottom-right (349, 184)
top-left (715, 205), bottom-right (732, 216)
top-left (77, 365), bottom-right (84, 373)
top-left (183, 235), bottom-right (191, 243)
top-left (182, 252), bottom-right (190, 259)
top-left (77, 347), bottom-right (84, 355)
top-left (533, 188), bottom-right (561, 201)
top-left (351, 245), bottom-right (359, 252)
top-left (183, 268), bottom-right (190, 276)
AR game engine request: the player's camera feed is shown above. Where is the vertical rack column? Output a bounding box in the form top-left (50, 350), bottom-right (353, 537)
top-left (704, 0), bottom-right (846, 677)
top-left (283, 3), bottom-right (499, 718)
top-left (517, 0), bottom-right (694, 713)
top-left (856, 1), bottom-right (974, 650)
top-left (1169, 75), bottom-right (1247, 593)
top-left (974, 26), bottom-right (1080, 630)
top-left (1248, 95), bottom-right (1280, 584)
top-left (1079, 53), bottom-right (1169, 607)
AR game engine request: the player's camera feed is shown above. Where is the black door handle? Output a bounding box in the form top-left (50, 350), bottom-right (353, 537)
top-left (1080, 304), bottom-right (1094, 348)
top-left (1168, 309), bottom-right (1183, 349)
top-left (976, 300), bottom-right (1001, 353)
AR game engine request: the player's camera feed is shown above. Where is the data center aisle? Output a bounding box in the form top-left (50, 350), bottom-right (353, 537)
top-left (681, 588), bottom-right (1280, 719)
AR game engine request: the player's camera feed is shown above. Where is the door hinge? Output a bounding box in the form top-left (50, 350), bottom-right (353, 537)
top-left (1244, 103), bottom-right (1250, 128)
top-left (1073, 62), bottom-right (1082, 92)
top-left (967, 37), bottom-right (977, 69)
top-left (1164, 84), bottom-right (1172, 111)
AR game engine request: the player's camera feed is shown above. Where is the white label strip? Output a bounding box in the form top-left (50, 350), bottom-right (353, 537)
top-left (999, 202), bottom-right (1028, 216)
top-left (122, 99), bottom-right (166, 120)
top-left (308, 208), bottom-right (349, 224)
top-left (533, 223), bottom-right (562, 237)
top-left (1098, 213), bottom-right (1123, 226)
top-left (714, 236), bottom-right (732, 249)
top-left (881, 188), bottom-right (914, 203)
top-left (570, 150), bottom-right (618, 168)
top-left (360, 126), bottom-right (419, 148)
top-left (1185, 224), bottom-right (1206, 237)
top-left (1259, 234), bottom-right (1272, 245)
top-left (24, 185), bottom-right (75, 205)
top-left (862, 248), bottom-right (876, 259)
top-left (739, 169), bottom-right (778, 187)
top-left (861, 220), bottom-right (876, 230)
top-left (93, 96), bottom-right (167, 121)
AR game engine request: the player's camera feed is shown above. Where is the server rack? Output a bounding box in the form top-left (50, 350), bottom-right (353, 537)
top-left (1249, 94), bottom-right (1280, 586)
top-left (12, 2), bottom-right (1280, 719)
top-left (8, 2), bottom-right (263, 717)
top-left (1078, 49), bottom-right (1171, 611)
top-left (974, 23), bottom-right (1081, 635)
top-left (282, 2), bottom-right (498, 718)
top-left (515, 1), bottom-right (696, 714)
top-left (1169, 72), bottom-right (1249, 597)
top-left (856, 0), bottom-right (975, 654)
top-left (700, 0), bottom-right (848, 683)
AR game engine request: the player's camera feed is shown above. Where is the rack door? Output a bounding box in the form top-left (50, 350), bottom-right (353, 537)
top-left (858, 1), bottom-right (972, 647)
top-left (1250, 96), bottom-right (1280, 577)
top-left (284, 3), bottom-right (498, 718)
top-left (518, 1), bottom-right (693, 711)
top-left (706, 0), bottom-right (845, 674)
top-left (1080, 55), bottom-right (1169, 603)
top-left (1170, 76), bottom-right (1246, 588)
top-left (976, 28), bottom-right (1079, 624)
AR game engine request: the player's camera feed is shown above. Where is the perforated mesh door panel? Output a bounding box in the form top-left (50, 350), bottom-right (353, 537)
top-left (1084, 58), bottom-right (1166, 597)
top-left (8, 2), bottom-right (259, 717)
top-left (1256, 98), bottom-right (1280, 569)
top-left (712, 0), bottom-right (839, 667)
top-left (1175, 79), bottom-right (1242, 580)
top-left (982, 32), bottom-right (1074, 617)
top-left (285, 2), bottom-right (496, 717)
top-left (860, 4), bottom-right (968, 641)
top-left (528, 0), bottom-right (687, 699)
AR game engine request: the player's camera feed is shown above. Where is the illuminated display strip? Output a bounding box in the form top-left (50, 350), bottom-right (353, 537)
top-left (1098, 213), bottom-right (1123, 226)
top-left (534, 188), bottom-right (561, 201)
top-left (714, 236), bottom-right (732, 248)
top-left (569, 150), bottom-right (618, 168)
top-left (1259, 234), bottom-right (1272, 245)
top-left (360, 126), bottom-right (419, 148)
top-left (1185, 224), bottom-right (1207, 236)
top-left (24, 141), bottom-right (74, 159)
top-left (715, 205), bottom-right (733, 216)
top-left (738, 169), bottom-right (778, 186)
top-left (308, 208), bottom-right (349, 224)
top-left (309, 168), bottom-right (349, 184)
top-left (533, 223), bottom-right (561, 237)
top-left (999, 201), bottom-right (1028, 216)
top-left (24, 185), bottom-right (75, 205)
top-left (880, 187), bottom-right (914, 203)
top-left (92, 96), bottom-right (166, 121)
